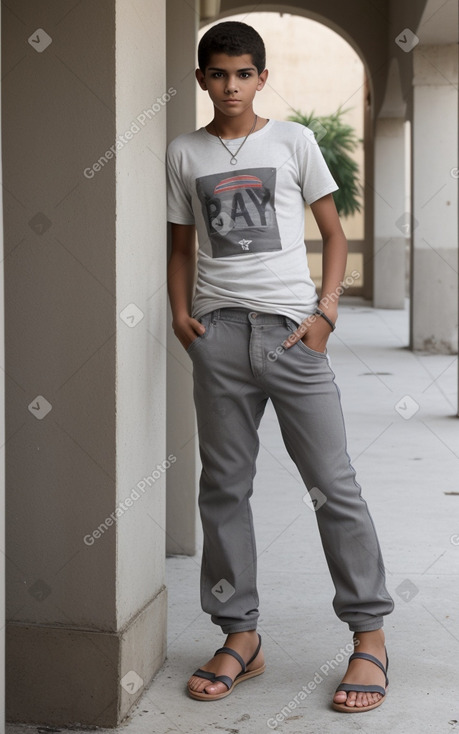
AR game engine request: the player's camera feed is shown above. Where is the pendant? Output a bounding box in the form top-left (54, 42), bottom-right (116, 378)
top-left (230, 156), bottom-right (237, 165)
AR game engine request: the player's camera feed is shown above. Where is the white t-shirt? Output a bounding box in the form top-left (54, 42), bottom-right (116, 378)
top-left (166, 119), bottom-right (338, 325)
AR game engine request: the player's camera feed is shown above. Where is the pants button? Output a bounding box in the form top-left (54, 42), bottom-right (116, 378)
top-left (250, 312), bottom-right (258, 318)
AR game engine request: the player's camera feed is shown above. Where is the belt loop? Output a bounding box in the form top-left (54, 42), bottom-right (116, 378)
top-left (212, 308), bottom-right (220, 323)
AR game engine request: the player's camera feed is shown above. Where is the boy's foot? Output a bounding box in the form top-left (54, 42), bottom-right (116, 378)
top-left (187, 629), bottom-right (264, 697)
top-left (332, 629), bottom-right (387, 710)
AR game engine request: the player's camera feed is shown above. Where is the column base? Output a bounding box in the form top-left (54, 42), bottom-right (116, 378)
top-left (412, 247), bottom-right (458, 353)
top-left (374, 236), bottom-right (407, 309)
top-left (6, 585), bottom-right (167, 727)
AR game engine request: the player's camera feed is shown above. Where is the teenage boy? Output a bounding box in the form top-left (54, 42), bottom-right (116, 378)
top-left (166, 20), bottom-right (394, 713)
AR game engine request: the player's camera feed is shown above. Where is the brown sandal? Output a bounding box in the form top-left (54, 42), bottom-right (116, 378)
top-left (332, 648), bottom-right (389, 713)
top-left (187, 632), bottom-right (265, 701)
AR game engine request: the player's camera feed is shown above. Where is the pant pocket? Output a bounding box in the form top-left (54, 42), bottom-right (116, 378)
top-left (284, 317), bottom-right (328, 358)
top-left (186, 312), bottom-right (213, 354)
top-left (295, 339), bottom-right (328, 358)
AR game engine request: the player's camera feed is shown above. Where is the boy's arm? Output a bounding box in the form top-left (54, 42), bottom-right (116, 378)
top-left (313, 192), bottom-right (348, 323)
top-left (167, 223), bottom-right (206, 350)
top-left (283, 193), bottom-right (348, 353)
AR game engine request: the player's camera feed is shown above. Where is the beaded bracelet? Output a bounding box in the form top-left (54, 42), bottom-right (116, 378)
top-left (314, 307), bottom-right (336, 332)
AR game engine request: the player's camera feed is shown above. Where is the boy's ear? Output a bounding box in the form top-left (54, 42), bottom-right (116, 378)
top-left (195, 68), bottom-right (207, 90)
top-left (257, 68), bottom-right (269, 91)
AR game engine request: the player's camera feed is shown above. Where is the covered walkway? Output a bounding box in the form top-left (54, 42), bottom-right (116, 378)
top-left (2, 0), bottom-right (457, 726)
top-left (7, 302), bottom-right (458, 733)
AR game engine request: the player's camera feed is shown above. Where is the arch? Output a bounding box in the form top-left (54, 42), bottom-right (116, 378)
top-left (205, 1), bottom-right (391, 119)
top-left (198, 7), bottom-right (373, 297)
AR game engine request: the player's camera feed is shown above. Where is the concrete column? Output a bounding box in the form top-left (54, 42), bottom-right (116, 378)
top-left (4, 0), bottom-right (167, 726)
top-left (165, 0), bottom-right (199, 556)
top-left (373, 117), bottom-right (406, 308)
top-left (363, 74), bottom-right (375, 301)
top-left (411, 44), bottom-right (458, 352)
top-left (0, 1), bottom-right (5, 725)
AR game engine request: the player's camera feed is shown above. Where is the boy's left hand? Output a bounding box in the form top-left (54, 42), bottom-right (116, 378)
top-left (282, 313), bottom-right (333, 353)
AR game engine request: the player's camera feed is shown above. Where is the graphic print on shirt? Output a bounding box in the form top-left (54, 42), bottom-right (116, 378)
top-left (196, 167), bottom-right (282, 258)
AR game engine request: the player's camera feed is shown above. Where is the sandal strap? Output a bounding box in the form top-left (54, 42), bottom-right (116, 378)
top-left (213, 634), bottom-right (262, 673)
top-left (191, 668), bottom-right (216, 682)
top-left (348, 651), bottom-right (388, 685)
top-left (214, 645), bottom-right (246, 673)
top-left (190, 668), bottom-right (234, 691)
top-left (246, 633), bottom-right (262, 667)
top-left (194, 633), bottom-right (262, 690)
top-left (213, 674), bottom-right (233, 691)
top-left (335, 682), bottom-right (386, 697)
top-left (341, 647), bottom-right (389, 695)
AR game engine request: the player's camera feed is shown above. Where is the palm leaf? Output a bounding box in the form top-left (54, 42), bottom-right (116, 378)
top-left (288, 107), bottom-right (362, 217)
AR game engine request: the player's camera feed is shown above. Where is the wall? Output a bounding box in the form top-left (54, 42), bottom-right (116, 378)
top-left (0, 0), bottom-right (5, 725)
top-left (3, 0), bottom-right (168, 724)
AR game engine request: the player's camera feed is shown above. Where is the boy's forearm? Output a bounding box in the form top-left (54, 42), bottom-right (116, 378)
top-left (167, 223), bottom-right (197, 320)
top-left (167, 250), bottom-right (195, 318)
top-left (309, 194), bottom-right (348, 327)
top-left (318, 230), bottom-right (348, 322)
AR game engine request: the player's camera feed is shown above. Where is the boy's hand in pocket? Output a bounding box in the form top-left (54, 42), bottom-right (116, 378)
top-left (282, 313), bottom-right (332, 353)
top-left (172, 315), bottom-right (205, 350)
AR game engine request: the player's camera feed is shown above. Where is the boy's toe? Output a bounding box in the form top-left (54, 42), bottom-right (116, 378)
top-left (203, 681), bottom-right (228, 695)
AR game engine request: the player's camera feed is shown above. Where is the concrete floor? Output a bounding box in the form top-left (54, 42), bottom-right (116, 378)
top-left (7, 303), bottom-right (459, 734)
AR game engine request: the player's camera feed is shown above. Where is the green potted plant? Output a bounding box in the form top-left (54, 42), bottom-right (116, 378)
top-left (288, 107), bottom-right (362, 218)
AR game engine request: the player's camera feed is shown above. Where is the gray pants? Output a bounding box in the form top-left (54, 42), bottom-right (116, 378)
top-left (187, 307), bottom-right (394, 634)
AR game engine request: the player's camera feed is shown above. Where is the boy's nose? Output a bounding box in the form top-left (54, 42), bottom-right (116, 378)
top-left (225, 79), bottom-right (238, 93)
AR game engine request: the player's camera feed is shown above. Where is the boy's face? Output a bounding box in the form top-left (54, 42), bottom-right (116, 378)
top-left (196, 53), bottom-right (268, 119)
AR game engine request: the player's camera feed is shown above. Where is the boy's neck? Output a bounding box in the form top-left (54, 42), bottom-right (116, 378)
top-left (208, 108), bottom-right (265, 140)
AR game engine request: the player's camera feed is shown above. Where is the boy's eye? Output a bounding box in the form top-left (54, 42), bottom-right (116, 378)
top-left (209, 71), bottom-right (252, 79)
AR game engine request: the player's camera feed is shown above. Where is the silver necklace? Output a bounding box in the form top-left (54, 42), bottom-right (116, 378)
top-left (213, 114), bottom-right (258, 165)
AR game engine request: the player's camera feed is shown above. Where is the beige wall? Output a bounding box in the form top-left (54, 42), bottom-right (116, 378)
top-left (166, 0), bottom-right (199, 556)
top-left (0, 0), bottom-right (4, 719)
top-left (4, 0), bottom-right (168, 723)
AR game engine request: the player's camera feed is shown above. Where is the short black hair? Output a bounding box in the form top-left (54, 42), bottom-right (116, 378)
top-left (198, 21), bottom-right (266, 75)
